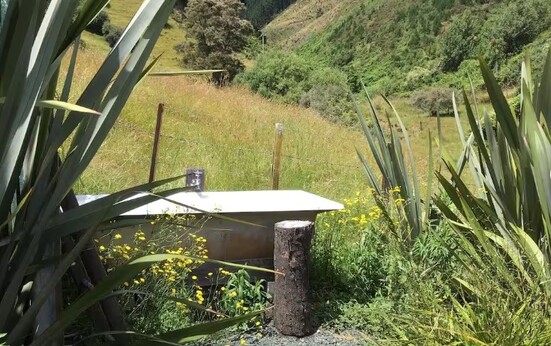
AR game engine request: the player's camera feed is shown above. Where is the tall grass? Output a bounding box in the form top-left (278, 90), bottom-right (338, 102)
top-left (67, 49), bottom-right (373, 199)
top-left (71, 49), bottom-right (473, 201)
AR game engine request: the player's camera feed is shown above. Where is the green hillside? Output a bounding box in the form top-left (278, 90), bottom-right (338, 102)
top-left (81, 0), bottom-right (185, 70)
top-left (243, 0), bottom-right (296, 28)
top-left (264, 0), bottom-right (551, 94)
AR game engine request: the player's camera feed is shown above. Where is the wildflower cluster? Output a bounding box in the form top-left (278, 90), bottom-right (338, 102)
top-left (321, 190), bottom-right (384, 233)
top-left (99, 227), bottom-right (208, 289)
top-left (313, 187), bottom-right (411, 301)
top-left (96, 214), bottom-right (215, 332)
top-left (96, 213), bottom-right (270, 335)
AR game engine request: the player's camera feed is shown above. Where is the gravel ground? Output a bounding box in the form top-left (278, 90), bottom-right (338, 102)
top-left (254, 326), bottom-right (364, 346)
top-left (209, 324), bottom-right (366, 346)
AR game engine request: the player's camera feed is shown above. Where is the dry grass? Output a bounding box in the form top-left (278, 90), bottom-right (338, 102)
top-left (81, 0), bottom-right (186, 70)
top-left (69, 49), bottom-right (374, 200)
top-left (263, 0), bottom-right (362, 49)
top-left (67, 47), bottom-right (476, 201)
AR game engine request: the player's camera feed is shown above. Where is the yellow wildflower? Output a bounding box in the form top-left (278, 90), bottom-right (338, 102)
top-left (114, 234), bottom-right (122, 240)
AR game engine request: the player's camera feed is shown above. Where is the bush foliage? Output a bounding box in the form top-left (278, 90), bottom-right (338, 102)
top-left (410, 87), bottom-right (458, 116)
top-left (290, 0), bottom-right (551, 93)
top-left (312, 49), bottom-right (551, 344)
top-left (238, 51), bottom-right (355, 124)
top-left (86, 10), bottom-right (109, 36)
top-left (102, 22), bottom-right (124, 48)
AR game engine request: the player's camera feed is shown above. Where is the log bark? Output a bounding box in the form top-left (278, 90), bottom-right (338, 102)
top-left (273, 220), bottom-right (315, 337)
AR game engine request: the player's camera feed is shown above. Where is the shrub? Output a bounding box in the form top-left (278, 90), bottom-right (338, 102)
top-left (439, 10), bottom-right (481, 72)
top-left (299, 68), bottom-right (356, 125)
top-left (86, 10), bottom-right (109, 35)
top-left (102, 22), bottom-right (124, 48)
top-left (404, 66), bottom-right (434, 91)
top-left (240, 52), bottom-right (358, 124)
top-left (102, 214), bottom-right (270, 335)
top-left (489, 0), bottom-right (550, 57)
top-left (238, 50), bottom-right (314, 103)
top-left (300, 84), bottom-right (356, 125)
top-left (410, 87), bottom-right (457, 116)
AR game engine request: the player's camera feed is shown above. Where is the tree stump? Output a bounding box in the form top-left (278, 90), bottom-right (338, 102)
top-left (273, 220), bottom-right (315, 337)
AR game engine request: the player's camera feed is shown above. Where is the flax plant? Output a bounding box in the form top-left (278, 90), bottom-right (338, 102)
top-left (355, 88), bottom-right (435, 242)
top-left (435, 49), bottom-right (551, 297)
top-left (0, 1), bottom-right (266, 345)
top-left (395, 50), bottom-right (551, 344)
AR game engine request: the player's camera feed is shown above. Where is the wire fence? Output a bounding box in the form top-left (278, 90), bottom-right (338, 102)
top-left (115, 118), bottom-right (364, 171)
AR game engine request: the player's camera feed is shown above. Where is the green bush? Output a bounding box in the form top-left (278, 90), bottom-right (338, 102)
top-left (240, 52), bottom-right (357, 124)
top-left (102, 22), bottom-right (124, 48)
top-left (86, 10), bottom-right (109, 36)
top-left (404, 66), bottom-right (434, 91)
top-left (238, 50), bottom-right (314, 103)
top-left (489, 0), bottom-right (550, 57)
top-left (312, 192), bottom-right (459, 335)
top-left (410, 87), bottom-right (458, 116)
top-left (299, 68), bottom-right (356, 125)
top-left (439, 10), bottom-right (481, 72)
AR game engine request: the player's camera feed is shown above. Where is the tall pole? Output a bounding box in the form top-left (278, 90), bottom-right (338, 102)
top-left (272, 123), bottom-right (284, 190)
top-left (149, 103), bottom-right (164, 184)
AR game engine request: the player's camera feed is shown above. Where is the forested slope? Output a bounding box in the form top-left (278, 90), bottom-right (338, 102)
top-left (264, 0), bottom-right (551, 93)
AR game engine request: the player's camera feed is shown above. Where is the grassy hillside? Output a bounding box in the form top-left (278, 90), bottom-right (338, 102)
top-left (263, 0), bottom-right (362, 49)
top-left (67, 45), bottom-right (468, 201)
top-left (68, 48), bottom-right (368, 199)
top-left (264, 0), bottom-right (551, 94)
top-left (71, 0), bottom-right (476, 201)
top-left (81, 0), bottom-right (185, 70)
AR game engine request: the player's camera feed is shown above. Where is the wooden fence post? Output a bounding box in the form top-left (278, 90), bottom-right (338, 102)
top-left (272, 123), bottom-right (284, 190)
top-left (273, 220), bottom-right (315, 337)
top-left (148, 103), bottom-right (164, 184)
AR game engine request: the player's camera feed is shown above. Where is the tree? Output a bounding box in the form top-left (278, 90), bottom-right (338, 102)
top-left (410, 87), bottom-right (458, 116)
top-left (439, 10), bottom-right (480, 72)
top-left (490, 0), bottom-right (550, 56)
top-left (177, 0), bottom-right (253, 85)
